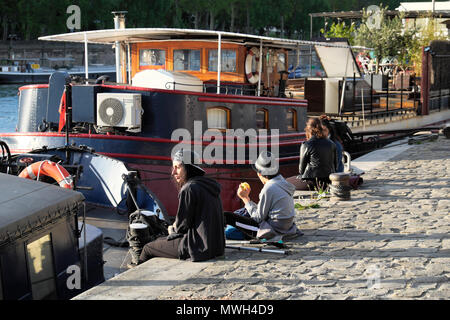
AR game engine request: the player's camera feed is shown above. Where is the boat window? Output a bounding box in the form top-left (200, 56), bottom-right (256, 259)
top-left (26, 234), bottom-right (57, 300)
top-left (207, 107), bottom-right (230, 130)
top-left (140, 49), bottom-right (166, 67)
top-left (256, 108), bottom-right (268, 129)
top-left (173, 49), bottom-right (201, 71)
top-left (277, 52), bottom-right (286, 72)
top-left (208, 49), bottom-right (237, 72)
top-left (286, 109), bottom-right (297, 131)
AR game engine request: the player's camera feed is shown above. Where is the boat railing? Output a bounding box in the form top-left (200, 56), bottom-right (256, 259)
top-left (342, 54), bottom-right (450, 118)
top-left (340, 72), bottom-right (423, 116)
top-left (203, 82), bottom-right (258, 96)
top-left (429, 88), bottom-right (450, 113)
top-left (164, 80), bottom-right (258, 96)
top-left (164, 81), bottom-right (203, 91)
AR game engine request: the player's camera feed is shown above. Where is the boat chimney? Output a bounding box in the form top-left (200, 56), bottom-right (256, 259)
top-left (112, 11), bottom-right (127, 29)
top-left (112, 11), bottom-right (127, 83)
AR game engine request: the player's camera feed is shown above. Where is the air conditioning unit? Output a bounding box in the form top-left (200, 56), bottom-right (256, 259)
top-left (96, 93), bottom-right (142, 132)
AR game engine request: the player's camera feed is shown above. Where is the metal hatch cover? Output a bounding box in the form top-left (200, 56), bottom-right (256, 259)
top-left (314, 40), bottom-right (361, 78)
top-left (0, 173), bottom-right (84, 246)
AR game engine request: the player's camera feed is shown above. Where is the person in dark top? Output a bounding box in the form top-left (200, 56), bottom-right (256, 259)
top-left (138, 149), bottom-right (225, 264)
top-left (287, 117), bottom-right (338, 191)
top-left (319, 115), bottom-right (364, 189)
top-left (320, 115), bottom-right (344, 173)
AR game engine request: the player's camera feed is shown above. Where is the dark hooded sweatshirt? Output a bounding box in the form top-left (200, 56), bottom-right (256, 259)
top-left (174, 176), bottom-right (225, 262)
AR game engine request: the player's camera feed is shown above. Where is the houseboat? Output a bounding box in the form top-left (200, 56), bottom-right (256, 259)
top-left (0, 18), bottom-right (335, 217)
top-left (1, 12), bottom-right (447, 218)
top-left (285, 38), bottom-right (450, 135)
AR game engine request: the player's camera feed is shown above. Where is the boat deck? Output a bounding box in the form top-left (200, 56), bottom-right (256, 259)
top-left (285, 76), bottom-right (423, 130)
top-left (82, 204), bottom-right (131, 280)
top-left (335, 107), bottom-right (418, 129)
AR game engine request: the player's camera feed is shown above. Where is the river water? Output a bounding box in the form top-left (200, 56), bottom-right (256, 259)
top-left (0, 85), bottom-right (20, 132)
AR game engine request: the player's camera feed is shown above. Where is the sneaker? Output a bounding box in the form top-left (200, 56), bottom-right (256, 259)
top-left (126, 262), bottom-right (139, 269)
top-left (282, 230), bottom-right (304, 241)
top-left (129, 247), bottom-right (141, 265)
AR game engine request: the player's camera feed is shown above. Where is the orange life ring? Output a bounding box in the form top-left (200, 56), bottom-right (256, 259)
top-left (18, 160), bottom-right (74, 189)
top-left (245, 47), bottom-right (261, 84)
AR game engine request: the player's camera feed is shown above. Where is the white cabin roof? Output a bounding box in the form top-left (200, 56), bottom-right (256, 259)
top-left (38, 28), bottom-right (369, 50)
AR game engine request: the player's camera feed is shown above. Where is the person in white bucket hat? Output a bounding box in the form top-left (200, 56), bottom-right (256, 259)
top-left (224, 151), bottom-right (302, 240)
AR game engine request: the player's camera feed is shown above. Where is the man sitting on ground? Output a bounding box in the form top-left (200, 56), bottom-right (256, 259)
top-left (224, 151), bottom-right (302, 240)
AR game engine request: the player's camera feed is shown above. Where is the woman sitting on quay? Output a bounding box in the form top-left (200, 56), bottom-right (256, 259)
top-left (287, 117), bottom-right (338, 191)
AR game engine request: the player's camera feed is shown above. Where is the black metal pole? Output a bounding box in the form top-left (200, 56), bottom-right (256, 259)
top-left (65, 82), bottom-right (71, 163)
top-left (386, 75), bottom-right (389, 112)
top-left (353, 73), bottom-right (356, 115)
top-left (413, 74), bottom-right (416, 112)
top-left (370, 73), bottom-right (373, 114)
top-left (439, 57), bottom-right (442, 112)
top-left (338, 78), bottom-right (343, 115)
top-left (400, 73), bottom-right (403, 110)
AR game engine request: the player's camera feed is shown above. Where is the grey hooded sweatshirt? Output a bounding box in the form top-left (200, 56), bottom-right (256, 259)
top-left (244, 174), bottom-right (296, 224)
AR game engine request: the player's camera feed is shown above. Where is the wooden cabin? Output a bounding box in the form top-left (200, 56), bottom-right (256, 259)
top-left (130, 39), bottom-right (289, 97)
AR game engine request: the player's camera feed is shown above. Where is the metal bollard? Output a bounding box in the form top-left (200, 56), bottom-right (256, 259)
top-left (329, 173), bottom-right (351, 201)
top-left (342, 151), bottom-right (352, 173)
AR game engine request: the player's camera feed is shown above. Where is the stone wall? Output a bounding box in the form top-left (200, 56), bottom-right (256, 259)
top-left (0, 40), bottom-right (115, 67)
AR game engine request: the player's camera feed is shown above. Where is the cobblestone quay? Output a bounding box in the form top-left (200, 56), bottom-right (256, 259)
top-left (75, 136), bottom-right (449, 300)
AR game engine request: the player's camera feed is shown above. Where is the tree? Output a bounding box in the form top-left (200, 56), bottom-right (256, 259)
top-left (409, 12), bottom-right (449, 76)
top-left (1, 0), bottom-right (412, 41)
top-left (0, 0), bottom-right (20, 40)
top-left (320, 21), bottom-right (356, 44)
top-left (354, 5), bottom-right (417, 72)
top-left (180, 0), bottom-right (205, 29)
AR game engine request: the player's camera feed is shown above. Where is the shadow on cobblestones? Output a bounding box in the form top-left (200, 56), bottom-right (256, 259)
top-left (219, 229), bottom-right (450, 261)
top-left (297, 229), bottom-right (450, 241)
top-left (364, 178), bottom-right (449, 187)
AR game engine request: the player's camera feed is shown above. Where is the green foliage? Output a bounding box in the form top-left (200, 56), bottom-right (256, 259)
top-left (408, 12), bottom-right (449, 76)
top-left (295, 202), bottom-right (320, 210)
top-left (312, 178), bottom-right (329, 199)
top-left (320, 21), bottom-right (356, 45)
top-left (354, 4), bottom-right (418, 71)
top-left (0, 0), bottom-right (408, 40)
